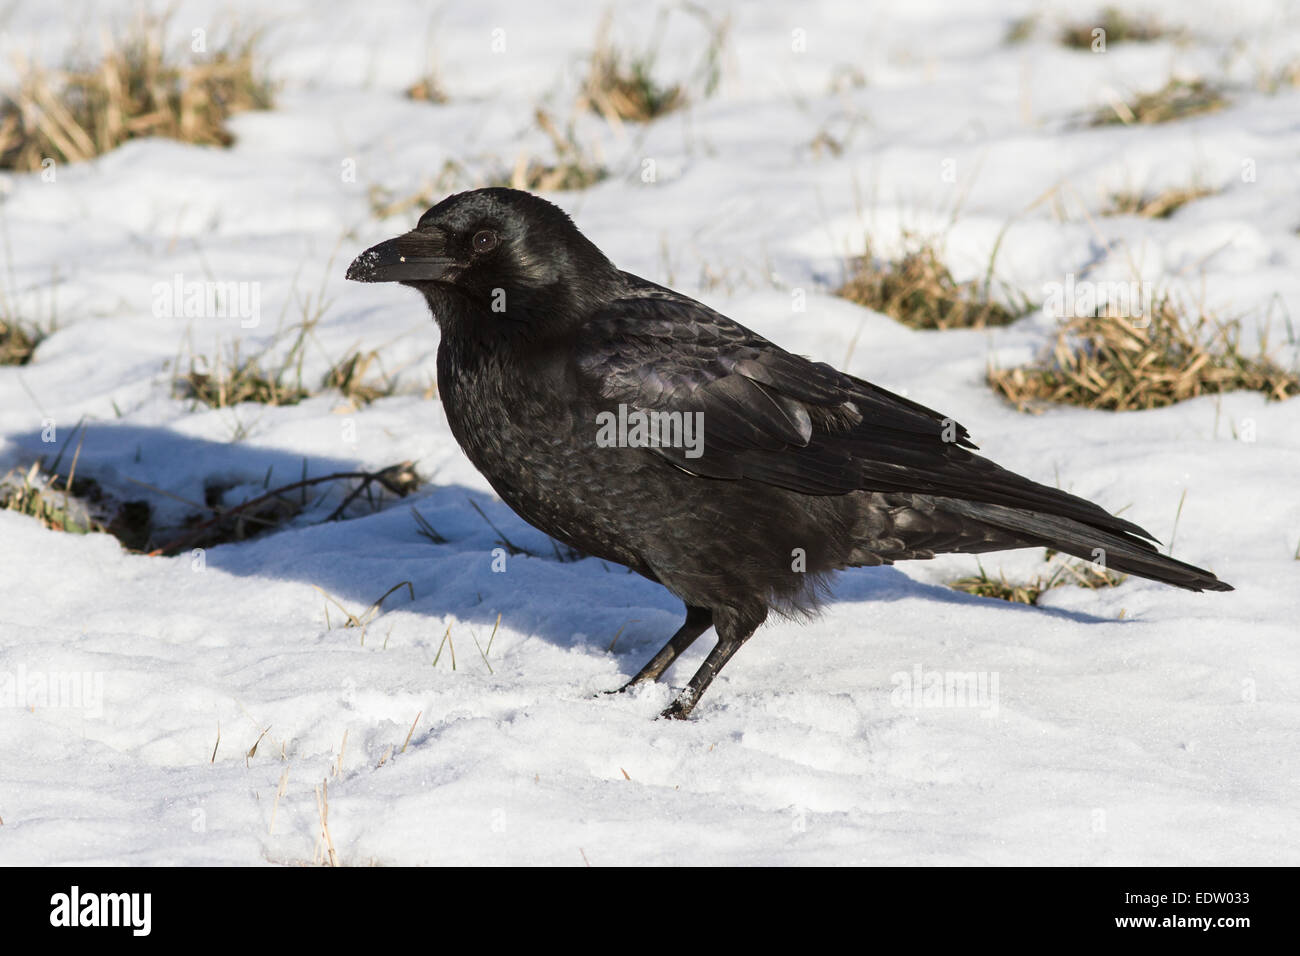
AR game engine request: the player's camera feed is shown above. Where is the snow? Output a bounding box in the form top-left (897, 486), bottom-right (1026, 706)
top-left (1, 0), bottom-right (1297, 865)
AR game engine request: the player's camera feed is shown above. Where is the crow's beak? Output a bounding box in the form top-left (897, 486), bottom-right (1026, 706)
top-left (346, 229), bottom-right (460, 283)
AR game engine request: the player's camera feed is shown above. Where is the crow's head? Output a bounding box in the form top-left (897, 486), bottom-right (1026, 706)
top-left (347, 188), bottom-right (622, 334)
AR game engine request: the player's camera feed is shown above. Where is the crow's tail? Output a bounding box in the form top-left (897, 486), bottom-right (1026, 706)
top-left (939, 498), bottom-right (1233, 592)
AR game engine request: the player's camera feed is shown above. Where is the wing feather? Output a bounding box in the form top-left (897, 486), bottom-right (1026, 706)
top-left (574, 279), bottom-right (1154, 542)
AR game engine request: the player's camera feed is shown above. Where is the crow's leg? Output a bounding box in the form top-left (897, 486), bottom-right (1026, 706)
top-left (613, 605), bottom-right (713, 693)
top-left (660, 606), bottom-right (765, 719)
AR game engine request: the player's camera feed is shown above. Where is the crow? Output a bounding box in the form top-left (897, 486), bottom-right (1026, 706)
top-left (347, 187), bottom-right (1232, 719)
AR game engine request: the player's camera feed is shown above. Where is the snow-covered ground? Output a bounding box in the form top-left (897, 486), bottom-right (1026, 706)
top-left (1, 0), bottom-right (1298, 865)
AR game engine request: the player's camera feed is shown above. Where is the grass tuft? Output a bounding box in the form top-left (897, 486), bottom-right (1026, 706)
top-left (322, 349), bottom-right (394, 407)
top-left (368, 160), bottom-right (462, 219)
top-left (1, 460), bottom-right (152, 549)
top-left (581, 42), bottom-right (686, 123)
top-left (0, 318), bottom-right (44, 365)
top-left (950, 556), bottom-right (1126, 605)
top-left (368, 107), bottom-right (607, 206)
top-left (838, 237), bottom-right (1025, 330)
top-left (577, 10), bottom-right (725, 124)
top-left (404, 74), bottom-right (447, 104)
top-left (0, 11), bottom-right (274, 171)
top-left (1256, 59), bottom-right (1300, 94)
top-left (1092, 78), bottom-right (1227, 126)
top-left (176, 343), bottom-right (309, 409)
top-left (1102, 184), bottom-right (1215, 219)
top-left (989, 293), bottom-right (1300, 412)
top-left (1060, 7), bottom-right (1170, 49)
top-left (489, 108), bottom-right (607, 192)
top-left (1, 461), bottom-right (102, 535)
top-left (950, 564), bottom-right (1050, 605)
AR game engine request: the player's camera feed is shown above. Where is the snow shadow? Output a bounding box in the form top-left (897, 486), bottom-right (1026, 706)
top-left (2, 422), bottom-right (1113, 667)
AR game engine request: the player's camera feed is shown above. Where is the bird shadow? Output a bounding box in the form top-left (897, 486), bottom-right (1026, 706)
top-left (829, 563), bottom-right (1114, 626)
top-left (4, 421), bottom-right (1116, 671)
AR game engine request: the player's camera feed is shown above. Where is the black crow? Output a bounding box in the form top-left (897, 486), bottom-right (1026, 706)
top-left (348, 187), bottom-right (1232, 718)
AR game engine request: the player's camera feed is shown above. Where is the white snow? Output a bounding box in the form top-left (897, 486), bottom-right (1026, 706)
top-left (0, 0), bottom-right (1297, 865)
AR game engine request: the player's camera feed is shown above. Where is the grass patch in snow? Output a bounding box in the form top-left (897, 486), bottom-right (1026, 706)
top-left (175, 280), bottom-right (328, 411)
top-left (837, 236), bottom-right (1027, 330)
top-left (404, 20), bottom-right (448, 104)
top-left (176, 340), bottom-right (310, 409)
top-left (371, 110), bottom-right (608, 202)
top-left (1102, 184), bottom-right (1216, 219)
top-left (949, 562), bottom-right (1050, 605)
top-left (949, 556), bottom-right (1126, 605)
top-left (582, 34), bottom-right (684, 123)
top-left (405, 74), bottom-right (448, 105)
top-left (0, 317), bottom-right (45, 365)
top-left (322, 349), bottom-right (396, 408)
top-left (1092, 78), bottom-right (1227, 126)
top-left (1, 456), bottom-right (152, 550)
top-left (178, 340), bottom-right (401, 411)
top-left (1, 461), bottom-right (106, 536)
top-left (989, 293), bottom-right (1300, 411)
top-left (1256, 58), bottom-right (1300, 94)
top-left (577, 10), bottom-right (726, 124)
top-left (368, 160), bottom-right (462, 219)
top-left (0, 272), bottom-right (60, 365)
top-left (368, 107), bottom-right (608, 205)
top-left (487, 109), bottom-right (607, 192)
top-left (0, 11), bottom-right (274, 171)
top-left (1059, 8), bottom-right (1171, 49)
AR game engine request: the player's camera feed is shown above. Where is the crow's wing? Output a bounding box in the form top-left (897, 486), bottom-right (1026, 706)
top-left (573, 281), bottom-right (1154, 541)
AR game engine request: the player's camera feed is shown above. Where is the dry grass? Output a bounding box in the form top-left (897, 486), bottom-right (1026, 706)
top-left (1046, 551), bottom-right (1130, 590)
top-left (989, 293), bottom-right (1300, 412)
top-left (578, 10), bottom-right (725, 124)
top-left (322, 349), bottom-right (395, 407)
top-left (368, 182), bottom-right (435, 220)
top-left (183, 343), bottom-right (399, 411)
top-left (489, 108), bottom-right (607, 192)
top-left (404, 74), bottom-right (447, 104)
top-left (1092, 78), bottom-right (1228, 126)
top-left (368, 108), bottom-right (605, 208)
top-left (582, 45), bottom-right (686, 123)
top-left (174, 291), bottom-right (325, 410)
top-left (1256, 59), bottom-right (1300, 94)
top-left (368, 159), bottom-right (462, 219)
top-left (177, 272), bottom-right (399, 411)
top-left (1102, 184), bottom-right (1215, 219)
top-left (1060, 7), bottom-right (1170, 49)
top-left (950, 564), bottom-right (1051, 604)
top-left (176, 342), bottom-right (310, 409)
top-left (950, 556), bottom-right (1126, 605)
top-left (0, 318), bottom-right (44, 365)
top-left (0, 12), bottom-right (274, 171)
top-left (1, 460), bottom-right (152, 550)
top-left (1, 461), bottom-right (104, 536)
top-left (837, 238), bottom-right (1025, 330)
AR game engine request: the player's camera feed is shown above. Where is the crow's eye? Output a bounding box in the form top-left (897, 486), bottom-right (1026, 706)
top-left (472, 230), bottom-right (499, 254)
